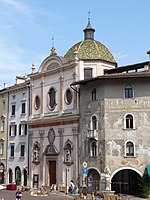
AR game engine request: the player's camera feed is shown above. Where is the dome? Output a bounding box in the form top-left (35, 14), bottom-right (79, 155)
top-left (64, 17), bottom-right (116, 63)
top-left (64, 40), bottom-right (116, 63)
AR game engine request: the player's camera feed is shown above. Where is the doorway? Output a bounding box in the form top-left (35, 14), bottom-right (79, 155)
top-left (111, 169), bottom-right (141, 195)
top-left (0, 163), bottom-right (4, 184)
top-left (87, 168), bottom-right (100, 193)
top-left (49, 161), bottom-right (56, 186)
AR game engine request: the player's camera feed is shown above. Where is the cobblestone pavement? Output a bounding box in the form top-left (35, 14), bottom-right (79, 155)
top-left (0, 190), bottom-right (74, 200)
top-left (0, 190), bottom-right (150, 200)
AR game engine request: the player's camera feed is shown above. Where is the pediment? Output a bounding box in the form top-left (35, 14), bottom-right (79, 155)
top-left (44, 144), bottom-right (59, 156)
top-left (39, 55), bottom-right (68, 73)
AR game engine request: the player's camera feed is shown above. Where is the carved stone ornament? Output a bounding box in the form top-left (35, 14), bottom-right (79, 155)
top-left (48, 128), bottom-right (55, 144)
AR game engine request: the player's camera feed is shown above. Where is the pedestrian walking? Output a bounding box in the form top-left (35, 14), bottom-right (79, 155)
top-left (15, 189), bottom-right (23, 200)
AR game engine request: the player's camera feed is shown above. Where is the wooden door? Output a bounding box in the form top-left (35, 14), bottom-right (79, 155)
top-left (49, 161), bottom-right (56, 185)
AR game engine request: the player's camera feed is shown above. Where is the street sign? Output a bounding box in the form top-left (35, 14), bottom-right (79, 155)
top-left (82, 167), bottom-right (88, 174)
top-left (83, 161), bottom-right (87, 168)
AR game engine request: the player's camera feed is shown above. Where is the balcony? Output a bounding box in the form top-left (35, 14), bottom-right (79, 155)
top-left (87, 129), bottom-right (98, 140)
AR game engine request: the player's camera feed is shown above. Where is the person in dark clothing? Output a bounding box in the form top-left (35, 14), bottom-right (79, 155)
top-left (15, 189), bottom-right (22, 200)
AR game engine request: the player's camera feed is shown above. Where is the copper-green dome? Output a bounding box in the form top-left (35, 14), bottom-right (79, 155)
top-left (64, 40), bottom-right (116, 63)
top-left (64, 17), bottom-right (116, 63)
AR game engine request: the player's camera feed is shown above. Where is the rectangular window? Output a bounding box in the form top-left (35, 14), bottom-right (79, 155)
top-left (84, 68), bottom-right (92, 79)
top-left (1, 120), bottom-right (5, 132)
top-left (9, 125), bottom-right (17, 136)
top-left (2, 101), bottom-right (5, 110)
top-left (0, 142), bottom-right (4, 154)
top-left (11, 105), bottom-right (16, 116)
top-left (20, 144), bottom-right (25, 157)
top-left (10, 145), bottom-right (14, 157)
top-left (21, 102), bottom-right (26, 114)
top-left (92, 89), bottom-right (96, 101)
top-left (33, 174), bottom-right (39, 188)
top-left (125, 85), bottom-right (133, 98)
top-left (19, 124), bottom-right (27, 135)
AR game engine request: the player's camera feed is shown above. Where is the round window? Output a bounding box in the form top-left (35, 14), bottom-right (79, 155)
top-left (65, 89), bottom-right (72, 105)
top-left (35, 96), bottom-right (40, 110)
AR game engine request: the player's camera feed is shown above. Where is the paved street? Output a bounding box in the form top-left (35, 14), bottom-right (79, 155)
top-left (0, 189), bottom-right (150, 200)
top-left (0, 190), bottom-right (74, 200)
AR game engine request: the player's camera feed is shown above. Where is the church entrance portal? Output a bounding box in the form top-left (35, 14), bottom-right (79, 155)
top-left (111, 169), bottom-right (141, 195)
top-left (49, 161), bottom-right (56, 186)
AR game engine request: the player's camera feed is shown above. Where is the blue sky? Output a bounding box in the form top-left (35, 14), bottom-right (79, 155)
top-left (0, 0), bottom-right (150, 86)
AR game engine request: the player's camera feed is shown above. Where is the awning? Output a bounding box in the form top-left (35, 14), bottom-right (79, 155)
top-left (147, 164), bottom-right (150, 177)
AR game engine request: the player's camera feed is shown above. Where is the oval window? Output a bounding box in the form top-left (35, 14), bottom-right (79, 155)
top-left (65, 89), bottom-right (72, 105)
top-left (35, 96), bottom-right (40, 110)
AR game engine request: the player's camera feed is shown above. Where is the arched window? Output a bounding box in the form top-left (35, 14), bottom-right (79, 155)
top-left (48, 88), bottom-right (56, 110)
top-left (1, 115), bottom-right (5, 132)
top-left (126, 114), bottom-right (133, 129)
top-left (125, 84), bottom-right (133, 98)
top-left (91, 141), bottom-right (97, 157)
top-left (125, 141), bottom-right (134, 157)
top-left (0, 163), bottom-right (4, 184)
top-left (92, 116), bottom-right (97, 130)
top-left (15, 166), bottom-right (21, 185)
top-left (91, 88), bottom-right (96, 101)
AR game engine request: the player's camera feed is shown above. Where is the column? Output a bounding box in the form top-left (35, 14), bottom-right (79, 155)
top-left (72, 71), bottom-right (78, 110)
top-left (72, 126), bottom-right (78, 183)
top-left (39, 130), bottom-right (45, 186)
top-left (59, 75), bottom-right (64, 113)
top-left (58, 128), bottom-right (64, 184)
top-left (30, 84), bottom-right (34, 116)
top-left (27, 130), bottom-right (33, 188)
top-left (40, 80), bottom-right (44, 117)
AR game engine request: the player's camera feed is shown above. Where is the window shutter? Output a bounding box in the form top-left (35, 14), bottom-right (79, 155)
top-left (9, 125), bottom-right (11, 136)
top-left (25, 124), bottom-right (27, 135)
top-left (15, 125), bottom-right (17, 136)
top-left (19, 124), bottom-right (21, 135)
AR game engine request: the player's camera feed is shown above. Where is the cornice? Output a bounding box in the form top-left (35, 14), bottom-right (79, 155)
top-left (28, 115), bottom-right (79, 128)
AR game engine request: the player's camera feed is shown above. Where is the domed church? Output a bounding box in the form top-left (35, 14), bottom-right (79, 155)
top-left (65, 17), bottom-right (116, 63)
top-left (28, 16), bottom-right (117, 191)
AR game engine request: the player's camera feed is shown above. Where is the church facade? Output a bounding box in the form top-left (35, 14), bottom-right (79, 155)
top-left (28, 17), bottom-right (116, 190)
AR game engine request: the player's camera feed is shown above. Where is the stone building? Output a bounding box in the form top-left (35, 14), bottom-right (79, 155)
top-left (0, 84), bottom-right (9, 184)
top-left (7, 77), bottom-right (30, 186)
top-left (71, 61), bottom-right (150, 194)
top-left (27, 17), bottom-right (116, 190)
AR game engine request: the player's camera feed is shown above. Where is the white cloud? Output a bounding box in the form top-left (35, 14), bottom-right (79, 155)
top-left (114, 51), bottom-right (129, 61)
top-left (0, 0), bottom-right (32, 16)
top-left (33, 8), bottom-right (67, 20)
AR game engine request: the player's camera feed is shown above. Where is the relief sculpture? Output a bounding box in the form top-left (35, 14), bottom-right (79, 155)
top-left (107, 140), bottom-right (122, 156)
top-left (137, 144), bottom-right (150, 156)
